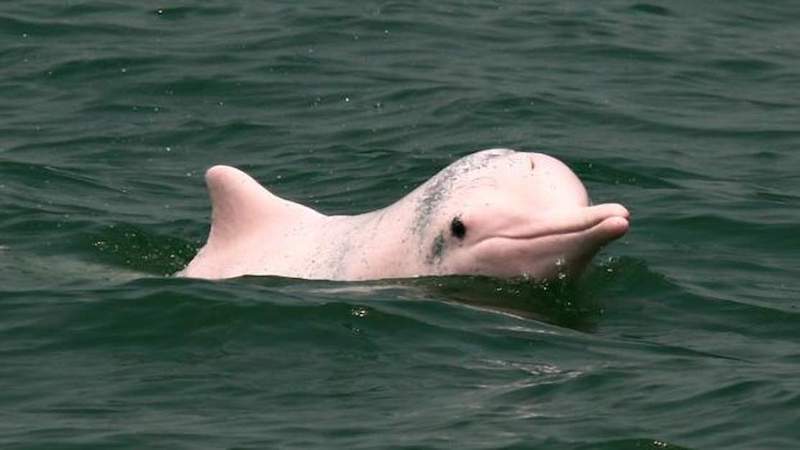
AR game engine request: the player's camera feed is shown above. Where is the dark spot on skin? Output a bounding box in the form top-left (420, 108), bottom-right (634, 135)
top-left (530, 157), bottom-right (535, 170)
top-left (450, 216), bottom-right (466, 239)
top-left (427, 232), bottom-right (445, 265)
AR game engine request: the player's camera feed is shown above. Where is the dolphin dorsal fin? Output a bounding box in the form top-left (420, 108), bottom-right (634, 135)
top-left (203, 165), bottom-right (321, 248)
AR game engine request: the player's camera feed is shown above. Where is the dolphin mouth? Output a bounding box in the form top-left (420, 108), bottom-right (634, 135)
top-left (462, 204), bottom-right (629, 280)
top-left (481, 203), bottom-right (630, 243)
top-left (468, 204), bottom-right (630, 279)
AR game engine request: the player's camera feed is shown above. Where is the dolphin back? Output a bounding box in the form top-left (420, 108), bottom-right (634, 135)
top-left (180, 165), bottom-right (323, 279)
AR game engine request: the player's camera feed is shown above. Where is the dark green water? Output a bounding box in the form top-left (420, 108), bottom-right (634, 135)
top-left (2, 1), bottom-right (799, 448)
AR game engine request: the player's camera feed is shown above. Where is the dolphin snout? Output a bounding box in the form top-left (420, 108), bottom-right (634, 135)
top-left (584, 203), bottom-right (630, 245)
top-left (605, 203), bottom-right (630, 220)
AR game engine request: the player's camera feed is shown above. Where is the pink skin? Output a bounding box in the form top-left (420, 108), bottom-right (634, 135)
top-left (443, 203), bottom-right (630, 279)
top-left (427, 152), bottom-right (629, 279)
top-left (179, 149), bottom-right (629, 281)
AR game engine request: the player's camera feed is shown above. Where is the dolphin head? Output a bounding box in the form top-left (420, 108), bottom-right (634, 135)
top-left (419, 150), bottom-right (629, 280)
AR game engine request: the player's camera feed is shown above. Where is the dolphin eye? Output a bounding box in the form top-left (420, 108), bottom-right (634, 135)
top-left (450, 217), bottom-right (466, 239)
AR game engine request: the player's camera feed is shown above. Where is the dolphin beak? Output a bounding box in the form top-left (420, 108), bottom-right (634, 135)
top-left (582, 203), bottom-right (630, 242)
top-left (469, 202), bottom-right (630, 280)
top-left (554, 202), bottom-right (630, 277)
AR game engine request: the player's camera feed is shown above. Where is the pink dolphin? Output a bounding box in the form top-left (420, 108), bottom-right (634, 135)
top-left (179, 149), bottom-right (629, 281)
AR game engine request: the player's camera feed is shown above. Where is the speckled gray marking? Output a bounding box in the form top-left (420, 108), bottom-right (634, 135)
top-left (412, 150), bottom-right (509, 241)
top-left (412, 169), bottom-right (450, 237)
top-left (427, 232), bottom-right (445, 265)
top-left (345, 213), bottom-right (381, 277)
top-left (321, 218), bottom-right (361, 279)
top-left (331, 233), bottom-right (353, 278)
